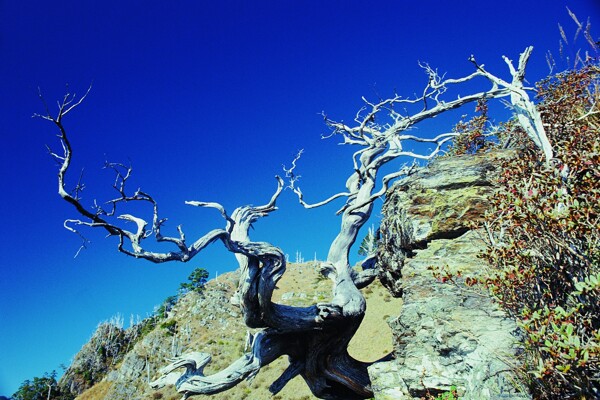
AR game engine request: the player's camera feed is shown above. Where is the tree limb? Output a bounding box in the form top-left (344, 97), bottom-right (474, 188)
top-left (43, 46), bottom-right (546, 400)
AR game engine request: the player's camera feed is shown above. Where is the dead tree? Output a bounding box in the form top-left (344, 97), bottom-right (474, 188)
top-left (39, 47), bottom-right (547, 399)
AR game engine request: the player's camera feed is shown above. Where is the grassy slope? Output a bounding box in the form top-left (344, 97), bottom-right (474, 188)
top-left (76, 262), bottom-right (400, 400)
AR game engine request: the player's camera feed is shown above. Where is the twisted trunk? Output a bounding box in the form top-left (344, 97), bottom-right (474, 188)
top-left (153, 179), bottom-right (379, 399)
top-left (41, 46), bottom-right (544, 399)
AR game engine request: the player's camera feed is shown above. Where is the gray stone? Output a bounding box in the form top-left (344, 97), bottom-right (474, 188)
top-left (281, 291), bottom-right (295, 300)
top-left (376, 151), bottom-right (531, 400)
top-left (368, 361), bottom-right (411, 399)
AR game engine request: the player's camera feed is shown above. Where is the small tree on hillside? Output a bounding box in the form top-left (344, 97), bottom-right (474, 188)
top-left (39, 46), bottom-right (551, 399)
top-left (155, 295), bottom-right (179, 319)
top-left (180, 267), bottom-right (209, 294)
top-left (12, 371), bottom-right (72, 400)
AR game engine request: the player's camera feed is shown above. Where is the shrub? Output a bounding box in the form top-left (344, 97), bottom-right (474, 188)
top-left (422, 385), bottom-right (459, 400)
top-left (12, 370), bottom-right (74, 400)
top-left (155, 295), bottom-right (179, 319)
top-left (358, 225), bottom-right (378, 256)
top-left (136, 317), bottom-right (158, 338)
top-left (482, 64), bottom-right (600, 398)
top-left (442, 99), bottom-right (494, 157)
top-left (160, 319), bottom-right (178, 336)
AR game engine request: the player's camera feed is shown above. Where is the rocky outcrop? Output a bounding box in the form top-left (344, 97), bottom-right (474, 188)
top-left (98, 275), bottom-right (249, 400)
top-left (372, 151), bottom-right (531, 399)
top-left (59, 320), bottom-right (134, 396)
top-left (59, 151), bottom-right (535, 400)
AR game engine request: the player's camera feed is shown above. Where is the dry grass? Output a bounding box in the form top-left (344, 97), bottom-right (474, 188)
top-left (76, 380), bottom-right (113, 400)
top-left (350, 280), bottom-right (400, 361)
top-left (77, 263), bottom-right (401, 399)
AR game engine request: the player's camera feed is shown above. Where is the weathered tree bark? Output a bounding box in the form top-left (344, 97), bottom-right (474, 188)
top-left (468, 47), bottom-right (553, 163)
top-left (39, 47), bottom-right (548, 399)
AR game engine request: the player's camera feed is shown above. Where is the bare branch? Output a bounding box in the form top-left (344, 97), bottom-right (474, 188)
top-left (282, 149), bottom-right (304, 190)
top-left (343, 164), bottom-right (416, 215)
top-left (185, 201), bottom-right (235, 231)
top-left (38, 87), bottom-right (233, 263)
top-left (470, 47), bottom-right (553, 163)
top-left (294, 188), bottom-right (353, 210)
top-left (284, 149), bottom-right (352, 209)
top-left (61, 84), bottom-right (93, 119)
top-left (43, 46), bottom-right (547, 399)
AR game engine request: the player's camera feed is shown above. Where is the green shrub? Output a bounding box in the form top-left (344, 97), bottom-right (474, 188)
top-left (436, 385), bottom-right (459, 400)
top-left (443, 99), bottom-right (494, 157)
top-left (358, 225), bottom-right (378, 256)
top-left (137, 317), bottom-right (158, 338)
top-left (180, 267), bottom-right (209, 294)
top-left (155, 295), bottom-right (178, 319)
top-left (160, 319), bottom-right (178, 336)
top-left (12, 370), bottom-right (74, 400)
top-left (422, 385), bottom-right (459, 400)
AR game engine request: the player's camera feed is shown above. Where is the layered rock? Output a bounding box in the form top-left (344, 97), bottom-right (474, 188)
top-left (372, 151), bottom-right (530, 399)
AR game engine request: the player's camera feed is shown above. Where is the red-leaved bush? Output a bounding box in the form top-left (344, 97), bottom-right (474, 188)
top-left (482, 64), bottom-right (599, 399)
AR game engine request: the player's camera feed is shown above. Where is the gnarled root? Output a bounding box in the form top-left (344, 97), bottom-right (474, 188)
top-left (151, 320), bottom-right (374, 400)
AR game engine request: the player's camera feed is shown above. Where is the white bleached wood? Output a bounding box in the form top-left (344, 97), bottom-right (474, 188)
top-left (40, 46), bottom-right (547, 399)
top-left (469, 47), bottom-right (554, 163)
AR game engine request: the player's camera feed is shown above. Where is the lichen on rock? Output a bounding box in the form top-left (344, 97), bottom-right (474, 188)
top-left (373, 150), bottom-right (531, 399)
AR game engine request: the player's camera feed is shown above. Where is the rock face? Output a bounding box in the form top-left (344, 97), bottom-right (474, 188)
top-left (57, 150), bottom-right (533, 400)
top-left (59, 263), bottom-right (398, 400)
top-left (60, 320), bottom-right (134, 396)
top-left (372, 151), bottom-right (531, 399)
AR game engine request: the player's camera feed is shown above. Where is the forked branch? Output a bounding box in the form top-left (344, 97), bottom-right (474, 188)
top-left (36, 88), bottom-right (288, 264)
top-left (42, 45), bottom-right (548, 400)
top-left (288, 47), bottom-right (552, 221)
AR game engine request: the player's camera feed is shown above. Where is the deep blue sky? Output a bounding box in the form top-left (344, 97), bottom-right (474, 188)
top-left (1, 1), bottom-right (598, 396)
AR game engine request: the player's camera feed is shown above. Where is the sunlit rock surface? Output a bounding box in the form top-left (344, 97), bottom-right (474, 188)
top-left (373, 151), bottom-right (531, 399)
top-left (58, 150), bottom-right (533, 399)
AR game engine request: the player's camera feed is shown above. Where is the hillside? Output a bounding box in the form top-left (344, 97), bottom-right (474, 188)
top-left (27, 64), bottom-right (599, 400)
top-left (60, 262), bottom-right (400, 400)
top-left (57, 149), bottom-right (531, 400)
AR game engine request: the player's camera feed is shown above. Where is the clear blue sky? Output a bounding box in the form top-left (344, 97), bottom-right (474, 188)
top-left (1, 1), bottom-right (598, 396)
